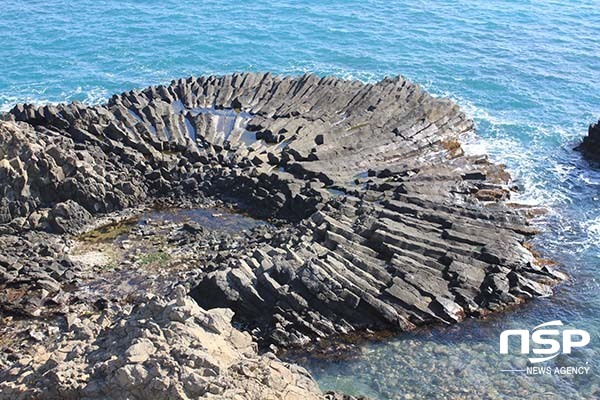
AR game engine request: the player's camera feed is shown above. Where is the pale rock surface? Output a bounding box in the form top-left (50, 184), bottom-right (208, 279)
top-left (0, 287), bottom-right (324, 400)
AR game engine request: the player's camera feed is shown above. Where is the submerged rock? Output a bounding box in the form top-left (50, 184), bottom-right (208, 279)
top-left (577, 119), bottom-right (600, 162)
top-left (0, 73), bottom-right (563, 396)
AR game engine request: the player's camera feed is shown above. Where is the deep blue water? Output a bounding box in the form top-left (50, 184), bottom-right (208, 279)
top-left (1, 1), bottom-right (599, 398)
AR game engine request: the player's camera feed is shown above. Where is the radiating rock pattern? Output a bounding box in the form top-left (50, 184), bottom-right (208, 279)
top-left (193, 194), bottom-right (560, 349)
top-left (0, 73), bottom-right (562, 396)
top-left (2, 73), bottom-right (476, 225)
top-left (577, 119), bottom-right (600, 162)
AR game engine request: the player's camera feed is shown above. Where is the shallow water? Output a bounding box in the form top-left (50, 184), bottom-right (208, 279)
top-left (1, 1), bottom-right (599, 398)
top-left (79, 207), bottom-right (269, 243)
top-left (138, 207), bottom-right (269, 233)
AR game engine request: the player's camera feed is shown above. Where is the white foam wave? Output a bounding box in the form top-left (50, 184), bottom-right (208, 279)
top-left (586, 217), bottom-right (600, 243)
top-left (0, 86), bottom-right (110, 113)
top-left (447, 96), bottom-right (589, 217)
top-left (579, 170), bottom-right (600, 186)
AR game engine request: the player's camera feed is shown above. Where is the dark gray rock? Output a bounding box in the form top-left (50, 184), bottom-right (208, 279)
top-left (0, 73), bottom-right (562, 353)
top-left (576, 119), bottom-right (600, 162)
top-left (49, 200), bottom-right (93, 234)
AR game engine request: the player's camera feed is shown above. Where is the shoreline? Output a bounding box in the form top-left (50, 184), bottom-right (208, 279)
top-left (0, 73), bottom-right (564, 399)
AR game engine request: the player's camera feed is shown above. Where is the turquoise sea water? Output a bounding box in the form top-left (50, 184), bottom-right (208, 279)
top-left (1, 1), bottom-right (599, 398)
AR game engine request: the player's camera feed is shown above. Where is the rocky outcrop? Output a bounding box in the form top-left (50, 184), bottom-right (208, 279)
top-left (0, 231), bottom-right (84, 317)
top-left (192, 194), bottom-right (560, 349)
top-left (0, 73), bottom-right (563, 396)
top-left (0, 287), bottom-right (324, 400)
top-left (577, 119), bottom-right (600, 161)
top-left (0, 119), bottom-right (147, 227)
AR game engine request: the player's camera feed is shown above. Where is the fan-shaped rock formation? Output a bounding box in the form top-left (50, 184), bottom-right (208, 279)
top-left (0, 73), bottom-right (562, 397)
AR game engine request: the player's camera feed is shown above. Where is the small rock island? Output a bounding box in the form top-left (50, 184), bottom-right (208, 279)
top-left (0, 73), bottom-right (562, 399)
top-left (577, 119), bottom-right (600, 162)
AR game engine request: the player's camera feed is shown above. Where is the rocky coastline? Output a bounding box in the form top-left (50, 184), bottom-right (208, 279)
top-left (577, 119), bottom-right (600, 162)
top-left (0, 73), bottom-right (563, 399)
